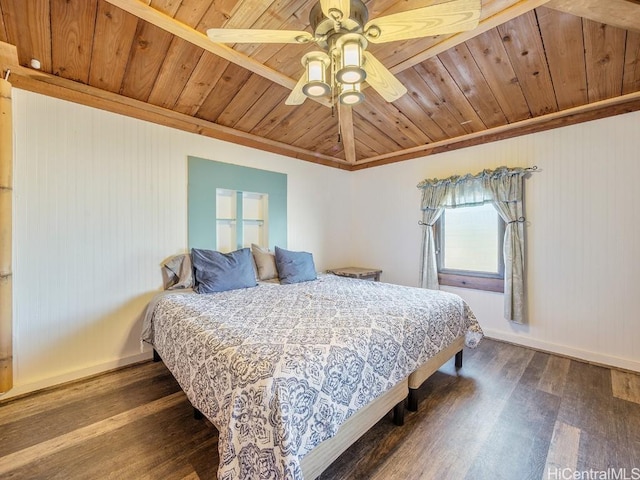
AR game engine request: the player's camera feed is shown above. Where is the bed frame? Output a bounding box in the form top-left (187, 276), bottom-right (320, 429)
top-left (300, 334), bottom-right (465, 479)
top-left (152, 335), bottom-right (464, 480)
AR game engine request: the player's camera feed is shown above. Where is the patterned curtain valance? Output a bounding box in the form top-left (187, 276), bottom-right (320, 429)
top-left (417, 166), bottom-right (535, 210)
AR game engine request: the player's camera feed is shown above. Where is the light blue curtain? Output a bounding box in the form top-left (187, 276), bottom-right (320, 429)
top-left (417, 166), bottom-right (530, 323)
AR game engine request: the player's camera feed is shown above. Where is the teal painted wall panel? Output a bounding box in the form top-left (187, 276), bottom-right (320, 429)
top-left (188, 157), bottom-right (287, 250)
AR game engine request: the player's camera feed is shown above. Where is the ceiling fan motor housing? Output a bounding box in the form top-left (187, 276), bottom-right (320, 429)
top-left (310, 0), bottom-right (369, 49)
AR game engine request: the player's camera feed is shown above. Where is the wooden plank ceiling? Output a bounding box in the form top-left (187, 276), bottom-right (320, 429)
top-left (0, 0), bottom-right (639, 170)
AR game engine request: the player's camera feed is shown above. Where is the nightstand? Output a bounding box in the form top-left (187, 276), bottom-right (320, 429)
top-left (326, 267), bottom-right (382, 282)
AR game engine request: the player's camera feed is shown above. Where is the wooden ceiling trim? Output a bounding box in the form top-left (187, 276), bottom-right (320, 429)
top-left (89, 1), bottom-right (139, 93)
top-left (409, 63), bottom-right (475, 138)
top-left (583, 20), bottom-right (627, 103)
top-left (438, 44), bottom-right (509, 128)
top-left (172, 52), bottom-right (229, 116)
top-left (535, 7), bottom-right (588, 110)
top-left (1, 62), bottom-right (349, 170)
top-left (146, 39), bottom-right (204, 109)
top-left (232, 86), bottom-right (290, 132)
top-left (51, 0), bottom-right (98, 84)
top-left (103, 0), bottom-right (299, 92)
top-left (388, 0), bottom-right (552, 75)
top-left (497, 11), bottom-right (558, 116)
top-left (194, 63), bottom-right (252, 121)
top-left (338, 103), bottom-right (356, 163)
top-left (353, 89), bottom-right (640, 169)
top-left (119, 21), bottom-right (174, 101)
top-left (546, 0), bottom-right (640, 33)
top-left (622, 31), bottom-right (640, 95)
top-left (464, 29), bottom-right (531, 122)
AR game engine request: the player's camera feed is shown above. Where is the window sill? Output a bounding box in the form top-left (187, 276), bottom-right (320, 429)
top-left (438, 273), bottom-right (504, 293)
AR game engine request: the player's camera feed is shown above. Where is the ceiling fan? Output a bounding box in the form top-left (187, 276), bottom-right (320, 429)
top-left (207, 0), bottom-right (481, 107)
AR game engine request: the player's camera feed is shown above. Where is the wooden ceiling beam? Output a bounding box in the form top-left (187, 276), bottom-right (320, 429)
top-left (338, 104), bottom-right (356, 163)
top-left (389, 0), bottom-right (552, 74)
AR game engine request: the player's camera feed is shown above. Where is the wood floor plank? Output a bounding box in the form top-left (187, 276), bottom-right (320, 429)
top-left (537, 355), bottom-right (571, 396)
top-left (543, 421), bottom-right (581, 476)
top-left (611, 369), bottom-right (640, 404)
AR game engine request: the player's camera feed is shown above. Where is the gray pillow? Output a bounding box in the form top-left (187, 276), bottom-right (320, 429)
top-left (275, 246), bottom-right (317, 285)
top-left (161, 253), bottom-right (193, 290)
top-left (251, 244), bottom-right (278, 281)
top-left (192, 247), bottom-right (257, 293)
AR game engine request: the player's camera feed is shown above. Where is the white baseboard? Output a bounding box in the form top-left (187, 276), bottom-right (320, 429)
top-left (0, 351), bottom-right (153, 401)
top-left (482, 328), bottom-right (640, 373)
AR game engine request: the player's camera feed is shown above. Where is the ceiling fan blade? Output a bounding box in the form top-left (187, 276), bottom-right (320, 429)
top-left (285, 74), bottom-right (308, 106)
top-left (364, 0), bottom-right (481, 44)
top-left (362, 52), bottom-right (407, 102)
top-left (320, 0), bottom-right (351, 22)
top-left (206, 28), bottom-right (313, 44)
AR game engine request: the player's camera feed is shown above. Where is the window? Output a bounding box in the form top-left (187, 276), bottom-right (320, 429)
top-left (436, 203), bottom-right (505, 292)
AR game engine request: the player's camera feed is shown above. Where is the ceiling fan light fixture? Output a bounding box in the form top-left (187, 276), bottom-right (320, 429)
top-left (339, 83), bottom-right (364, 105)
top-left (336, 34), bottom-right (367, 84)
top-left (301, 51), bottom-right (331, 97)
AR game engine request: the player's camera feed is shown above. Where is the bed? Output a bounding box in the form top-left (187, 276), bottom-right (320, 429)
top-left (142, 272), bottom-right (482, 479)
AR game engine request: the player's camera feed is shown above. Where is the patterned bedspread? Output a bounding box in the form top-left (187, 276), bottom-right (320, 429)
top-left (142, 274), bottom-right (483, 479)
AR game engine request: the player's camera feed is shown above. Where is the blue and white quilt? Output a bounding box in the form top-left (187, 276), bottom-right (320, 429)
top-left (142, 274), bottom-right (483, 479)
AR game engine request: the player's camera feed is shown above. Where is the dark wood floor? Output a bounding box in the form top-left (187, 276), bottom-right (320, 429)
top-left (1, 339), bottom-right (639, 479)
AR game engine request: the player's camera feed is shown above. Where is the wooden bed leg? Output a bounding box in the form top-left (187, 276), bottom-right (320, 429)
top-left (393, 401), bottom-right (405, 426)
top-left (455, 349), bottom-right (463, 369)
top-left (152, 349), bottom-right (161, 362)
top-left (193, 407), bottom-right (204, 420)
top-left (407, 389), bottom-right (419, 412)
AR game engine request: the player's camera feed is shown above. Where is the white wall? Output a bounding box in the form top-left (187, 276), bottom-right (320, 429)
top-left (6, 89), bottom-right (352, 399)
top-left (351, 111), bottom-right (640, 372)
